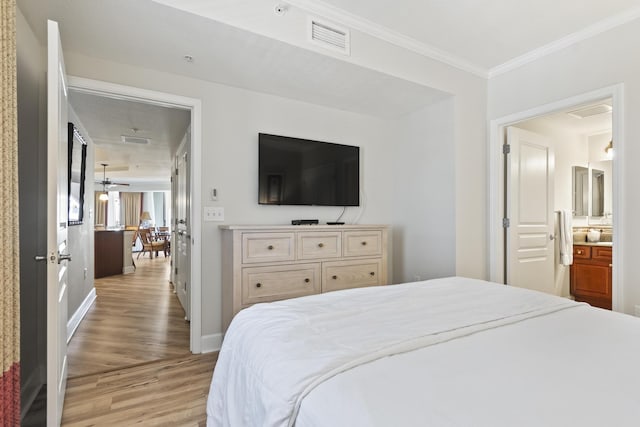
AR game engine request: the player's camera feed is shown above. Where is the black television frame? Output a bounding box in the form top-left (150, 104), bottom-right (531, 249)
top-left (258, 133), bottom-right (360, 207)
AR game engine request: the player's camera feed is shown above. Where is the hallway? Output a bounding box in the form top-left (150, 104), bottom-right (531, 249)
top-left (61, 255), bottom-right (217, 426)
top-left (67, 256), bottom-right (190, 377)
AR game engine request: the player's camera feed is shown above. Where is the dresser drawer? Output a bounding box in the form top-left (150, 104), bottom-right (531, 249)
top-left (297, 232), bottom-right (341, 260)
top-left (242, 263), bottom-right (320, 305)
top-left (573, 246), bottom-right (591, 259)
top-left (322, 259), bottom-right (382, 293)
top-left (343, 231), bottom-right (382, 257)
top-left (242, 232), bottom-right (295, 264)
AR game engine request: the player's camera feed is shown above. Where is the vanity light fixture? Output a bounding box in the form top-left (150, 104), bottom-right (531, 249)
top-left (605, 140), bottom-right (613, 159)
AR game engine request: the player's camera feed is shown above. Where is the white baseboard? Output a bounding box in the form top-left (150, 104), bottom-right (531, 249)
top-left (67, 288), bottom-right (96, 343)
top-left (123, 265), bottom-right (135, 274)
top-left (201, 333), bottom-right (223, 353)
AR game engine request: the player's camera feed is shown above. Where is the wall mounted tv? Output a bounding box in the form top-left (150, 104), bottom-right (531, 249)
top-left (258, 133), bottom-right (360, 206)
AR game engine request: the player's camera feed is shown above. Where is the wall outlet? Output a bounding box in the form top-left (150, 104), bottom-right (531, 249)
top-left (204, 206), bottom-right (224, 222)
top-left (413, 274), bottom-right (421, 282)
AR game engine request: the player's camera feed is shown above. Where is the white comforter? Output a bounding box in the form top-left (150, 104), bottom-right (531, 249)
top-left (207, 277), bottom-right (588, 426)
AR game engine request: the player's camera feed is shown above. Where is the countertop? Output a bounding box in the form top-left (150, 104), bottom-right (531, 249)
top-left (573, 241), bottom-right (613, 247)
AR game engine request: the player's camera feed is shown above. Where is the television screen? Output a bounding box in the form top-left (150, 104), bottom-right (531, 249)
top-left (259, 133), bottom-right (360, 206)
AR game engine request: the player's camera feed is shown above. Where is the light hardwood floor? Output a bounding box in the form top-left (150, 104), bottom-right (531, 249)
top-left (62, 353), bottom-right (217, 426)
top-left (67, 256), bottom-right (191, 377)
top-left (63, 255), bottom-right (216, 425)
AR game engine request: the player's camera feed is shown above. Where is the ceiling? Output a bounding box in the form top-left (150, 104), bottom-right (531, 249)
top-left (17, 1), bottom-right (634, 183)
top-left (520, 99), bottom-right (613, 136)
top-left (302, 0), bottom-right (640, 72)
top-left (70, 91), bottom-right (190, 184)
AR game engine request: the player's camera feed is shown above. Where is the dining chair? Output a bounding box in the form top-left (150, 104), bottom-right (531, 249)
top-left (137, 228), bottom-right (166, 259)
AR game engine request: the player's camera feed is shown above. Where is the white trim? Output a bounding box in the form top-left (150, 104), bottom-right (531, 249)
top-left (489, 7), bottom-right (640, 78)
top-left (488, 84), bottom-right (624, 311)
top-left (201, 333), bottom-right (223, 353)
top-left (67, 75), bottom-right (203, 353)
top-left (66, 288), bottom-right (96, 343)
top-left (286, 0), bottom-right (487, 78)
top-left (123, 265), bottom-right (136, 274)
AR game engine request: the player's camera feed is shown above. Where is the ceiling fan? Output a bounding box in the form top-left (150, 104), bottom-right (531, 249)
top-left (96, 163), bottom-right (130, 189)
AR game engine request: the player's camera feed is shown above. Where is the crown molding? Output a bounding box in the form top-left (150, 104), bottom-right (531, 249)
top-left (489, 6), bottom-right (640, 78)
top-left (285, 0), bottom-right (489, 78)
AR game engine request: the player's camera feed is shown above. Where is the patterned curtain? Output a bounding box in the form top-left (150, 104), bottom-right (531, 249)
top-left (121, 192), bottom-right (142, 227)
top-left (0, 0), bottom-right (21, 424)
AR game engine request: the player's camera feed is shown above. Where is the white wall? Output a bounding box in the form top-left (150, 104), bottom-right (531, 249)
top-left (392, 98), bottom-right (456, 283)
top-left (64, 52), bottom-right (403, 336)
top-left (66, 108), bottom-right (96, 321)
top-left (64, 2), bottom-right (488, 281)
top-left (489, 18), bottom-right (640, 313)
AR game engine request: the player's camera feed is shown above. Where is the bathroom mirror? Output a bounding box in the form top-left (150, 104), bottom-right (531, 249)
top-left (591, 169), bottom-right (604, 217)
top-left (572, 164), bottom-right (611, 221)
top-left (572, 166), bottom-right (588, 217)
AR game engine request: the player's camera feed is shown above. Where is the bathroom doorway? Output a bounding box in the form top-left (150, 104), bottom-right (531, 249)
top-left (488, 85), bottom-right (623, 312)
top-left (505, 100), bottom-right (613, 305)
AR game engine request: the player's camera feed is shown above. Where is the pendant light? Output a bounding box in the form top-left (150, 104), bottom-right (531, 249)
top-left (99, 164), bottom-right (109, 201)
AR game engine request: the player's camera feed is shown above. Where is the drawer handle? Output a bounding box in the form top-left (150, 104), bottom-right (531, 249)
top-left (370, 272), bottom-right (375, 276)
top-left (256, 283), bottom-right (262, 288)
top-left (332, 275), bottom-right (337, 280)
top-left (361, 241), bottom-right (367, 246)
top-left (318, 243), bottom-right (324, 248)
top-left (609, 264), bottom-right (613, 268)
top-left (577, 250), bottom-right (583, 254)
top-left (268, 245), bottom-right (274, 250)
top-left (304, 278), bottom-right (310, 283)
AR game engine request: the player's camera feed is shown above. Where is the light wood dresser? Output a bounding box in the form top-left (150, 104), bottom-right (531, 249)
top-left (221, 224), bottom-right (389, 332)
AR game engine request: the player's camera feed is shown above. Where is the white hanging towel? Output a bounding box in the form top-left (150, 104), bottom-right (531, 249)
top-left (559, 209), bottom-right (573, 265)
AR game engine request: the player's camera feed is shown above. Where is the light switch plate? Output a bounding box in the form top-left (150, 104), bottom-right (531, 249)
top-left (204, 206), bottom-right (224, 222)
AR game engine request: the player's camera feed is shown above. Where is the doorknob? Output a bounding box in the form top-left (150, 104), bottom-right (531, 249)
top-left (549, 234), bottom-right (555, 241)
top-left (58, 253), bottom-right (72, 264)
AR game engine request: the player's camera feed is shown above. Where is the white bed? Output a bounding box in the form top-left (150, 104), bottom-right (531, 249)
top-left (207, 277), bottom-right (640, 427)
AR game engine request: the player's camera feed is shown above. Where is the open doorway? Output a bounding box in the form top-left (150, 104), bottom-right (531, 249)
top-left (489, 85), bottom-right (623, 312)
top-left (64, 78), bottom-right (203, 377)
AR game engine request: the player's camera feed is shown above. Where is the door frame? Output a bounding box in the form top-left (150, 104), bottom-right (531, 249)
top-left (67, 76), bottom-right (203, 353)
top-left (488, 84), bottom-right (624, 311)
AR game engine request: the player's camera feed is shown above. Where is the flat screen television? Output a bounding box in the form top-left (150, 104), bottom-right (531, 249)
top-left (259, 133), bottom-right (360, 206)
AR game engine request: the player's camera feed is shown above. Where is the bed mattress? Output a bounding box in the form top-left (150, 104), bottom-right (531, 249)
top-left (207, 277), bottom-right (640, 426)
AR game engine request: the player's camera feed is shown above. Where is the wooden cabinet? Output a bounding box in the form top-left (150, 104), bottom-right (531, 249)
top-left (570, 245), bottom-right (612, 310)
top-left (95, 230), bottom-right (136, 278)
top-left (221, 225), bottom-right (389, 332)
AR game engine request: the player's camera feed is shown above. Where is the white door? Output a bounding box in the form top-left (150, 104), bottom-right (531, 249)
top-left (46, 20), bottom-right (70, 426)
top-left (175, 145), bottom-right (191, 319)
top-left (506, 126), bottom-right (555, 294)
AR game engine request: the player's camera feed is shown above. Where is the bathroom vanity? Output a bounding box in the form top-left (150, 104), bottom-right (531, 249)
top-left (570, 243), bottom-right (612, 310)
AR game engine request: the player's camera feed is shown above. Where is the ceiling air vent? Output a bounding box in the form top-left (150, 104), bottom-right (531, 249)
top-left (567, 103), bottom-right (612, 119)
top-left (309, 18), bottom-right (350, 55)
top-left (121, 135), bottom-right (150, 145)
